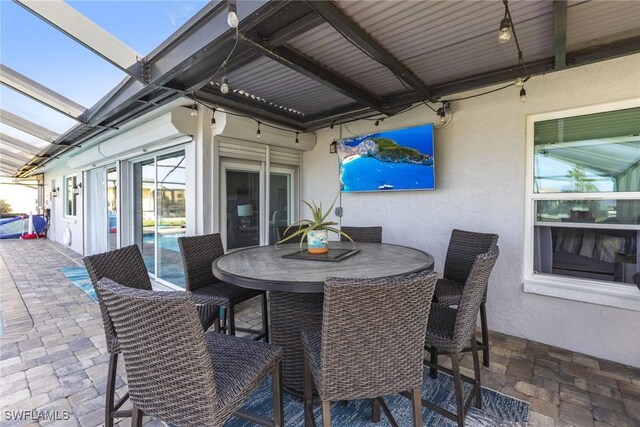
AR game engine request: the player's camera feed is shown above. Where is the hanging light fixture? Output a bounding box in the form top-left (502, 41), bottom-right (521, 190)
top-left (227, 0), bottom-right (239, 28)
top-left (498, 1), bottom-right (512, 44)
top-left (295, 132), bottom-right (299, 146)
top-left (329, 140), bottom-right (337, 154)
top-left (220, 77), bottom-right (229, 94)
top-left (190, 104), bottom-right (198, 117)
top-left (211, 108), bottom-right (217, 129)
top-left (514, 77), bottom-right (524, 87)
top-left (437, 106), bottom-right (446, 124)
top-left (256, 122), bottom-right (261, 138)
top-left (519, 86), bottom-right (527, 102)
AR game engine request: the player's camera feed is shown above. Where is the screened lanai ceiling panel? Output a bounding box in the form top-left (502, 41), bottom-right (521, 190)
top-left (332, 0), bottom-right (554, 85)
top-left (287, 23), bottom-right (406, 97)
top-left (567, 0), bottom-right (640, 50)
top-left (227, 56), bottom-right (356, 116)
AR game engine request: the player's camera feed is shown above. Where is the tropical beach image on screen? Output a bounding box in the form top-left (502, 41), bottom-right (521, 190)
top-left (338, 124), bottom-right (435, 192)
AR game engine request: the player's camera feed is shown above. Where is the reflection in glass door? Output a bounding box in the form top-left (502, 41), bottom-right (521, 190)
top-left (269, 173), bottom-right (291, 244)
top-left (225, 169), bottom-right (260, 250)
top-left (107, 168), bottom-right (118, 251)
top-left (133, 151), bottom-right (187, 287)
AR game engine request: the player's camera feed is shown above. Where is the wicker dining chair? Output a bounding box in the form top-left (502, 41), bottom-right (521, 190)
top-left (94, 278), bottom-right (284, 427)
top-left (83, 245), bottom-right (218, 427)
top-left (432, 229), bottom-right (499, 369)
top-left (178, 233), bottom-right (268, 340)
top-left (422, 246), bottom-right (499, 427)
top-left (339, 226), bottom-right (383, 243)
top-left (302, 270), bottom-right (438, 427)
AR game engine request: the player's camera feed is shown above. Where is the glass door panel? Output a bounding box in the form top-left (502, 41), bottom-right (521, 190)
top-left (156, 152), bottom-right (186, 286)
top-left (106, 168), bottom-right (118, 251)
top-left (134, 159), bottom-right (156, 273)
top-left (269, 173), bottom-right (291, 244)
top-left (226, 170), bottom-right (260, 250)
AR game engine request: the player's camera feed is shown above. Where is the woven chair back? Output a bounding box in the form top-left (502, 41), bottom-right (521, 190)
top-left (452, 246), bottom-right (500, 352)
top-left (320, 270), bottom-right (438, 401)
top-left (95, 279), bottom-right (219, 426)
top-left (178, 234), bottom-right (225, 292)
top-left (443, 229), bottom-right (498, 284)
top-left (339, 226), bottom-right (383, 243)
top-left (83, 245), bottom-right (153, 354)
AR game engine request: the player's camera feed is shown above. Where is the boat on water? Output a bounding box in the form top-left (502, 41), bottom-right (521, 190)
top-left (377, 184), bottom-right (394, 190)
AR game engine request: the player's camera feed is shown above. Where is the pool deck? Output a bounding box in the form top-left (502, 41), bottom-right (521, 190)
top-left (0, 239), bottom-right (639, 426)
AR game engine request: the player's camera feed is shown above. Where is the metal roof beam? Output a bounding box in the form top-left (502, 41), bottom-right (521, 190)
top-left (15, 0), bottom-right (144, 81)
top-left (307, 0), bottom-right (434, 102)
top-left (84, 1), bottom-right (274, 125)
top-left (0, 146), bottom-right (31, 164)
top-left (239, 34), bottom-right (390, 114)
top-left (0, 64), bottom-right (87, 120)
top-left (554, 1), bottom-right (568, 70)
top-left (0, 166), bottom-right (17, 176)
top-left (0, 109), bottom-right (60, 142)
top-left (0, 156), bottom-right (24, 169)
top-left (0, 133), bottom-right (41, 155)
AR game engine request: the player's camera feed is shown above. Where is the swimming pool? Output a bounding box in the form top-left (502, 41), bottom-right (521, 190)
top-left (142, 232), bottom-right (184, 252)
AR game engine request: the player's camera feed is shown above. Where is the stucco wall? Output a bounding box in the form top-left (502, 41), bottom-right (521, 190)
top-left (44, 163), bottom-right (84, 255)
top-left (302, 54), bottom-right (640, 367)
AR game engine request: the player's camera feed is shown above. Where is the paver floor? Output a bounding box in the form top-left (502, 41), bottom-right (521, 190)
top-left (1, 239), bottom-right (639, 426)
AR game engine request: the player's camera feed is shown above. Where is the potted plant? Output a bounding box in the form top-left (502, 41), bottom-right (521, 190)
top-left (277, 193), bottom-right (352, 254)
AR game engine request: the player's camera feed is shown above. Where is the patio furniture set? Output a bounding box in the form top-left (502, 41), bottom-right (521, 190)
top-left (83, 227), bottom-right (499, 427)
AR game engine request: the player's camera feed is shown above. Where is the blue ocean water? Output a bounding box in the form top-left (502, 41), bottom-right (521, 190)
top-left (342, 157), bottom-right (434, 192)
top-left (341, 124), bottom-right (434, 155)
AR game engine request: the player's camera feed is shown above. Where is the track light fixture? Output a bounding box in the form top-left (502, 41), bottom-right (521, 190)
top-left (220, 77), bottom-right (229, 94)
top-left (499, 1), bottom-right (512, 44)
top-left (227, 0), bottom-right (239, 28)
top-left (256, 122), bottom-right (261, 138)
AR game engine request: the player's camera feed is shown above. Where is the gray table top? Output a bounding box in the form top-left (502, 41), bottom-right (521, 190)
top-left (213, 241), bottom-right (434, 293)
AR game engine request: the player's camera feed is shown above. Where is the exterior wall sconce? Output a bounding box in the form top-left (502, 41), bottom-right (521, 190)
top-left (51, 187), bottom-right (60, 197)
top-left (73, 182), bottom-right (82, 195)
top-left (329, 140), bottom-right (337, 154)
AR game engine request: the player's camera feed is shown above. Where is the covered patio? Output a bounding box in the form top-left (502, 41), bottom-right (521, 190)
top-left (1, 0), bottom-right (639, 426)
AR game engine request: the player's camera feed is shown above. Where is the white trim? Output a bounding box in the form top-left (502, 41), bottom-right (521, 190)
top-left (63, 174), bottom-right (78, 219)
top-left (524, 98), bottom-right (640, 307)
top-left (523, 275), bottom-right (640, 312)
top-left (534, 221), bottom-right (638, 231)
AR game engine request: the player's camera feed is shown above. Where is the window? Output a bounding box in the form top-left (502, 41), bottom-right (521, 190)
top-left (525, 100), bottom-right (640, 309)
top-left (65, 175), bottom-right (78, 217)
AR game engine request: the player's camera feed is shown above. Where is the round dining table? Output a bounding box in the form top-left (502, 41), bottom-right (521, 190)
top-left (212, 241), bottom-right (434, 396)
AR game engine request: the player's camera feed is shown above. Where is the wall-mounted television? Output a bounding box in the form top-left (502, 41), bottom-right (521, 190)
top-left (337, 123), bottom-right (435, 192)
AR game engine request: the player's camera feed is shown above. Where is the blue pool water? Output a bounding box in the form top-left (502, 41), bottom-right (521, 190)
top-left (341, 157), bottom-right (434, 192)
top-left (143, 233), bottom-right (183, 252)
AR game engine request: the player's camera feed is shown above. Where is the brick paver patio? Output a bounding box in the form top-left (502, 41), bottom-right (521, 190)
top-left (1, 239), bottom-right (639, 426)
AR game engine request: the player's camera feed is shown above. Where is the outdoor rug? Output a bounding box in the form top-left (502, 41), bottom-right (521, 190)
top-left (227, 370), bottom-right (529, 426)
top-left (60, 266), bottom-right (97, 302)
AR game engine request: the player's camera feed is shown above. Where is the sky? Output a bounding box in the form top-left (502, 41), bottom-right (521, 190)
top-left (0, 0), bottom-right (208, 154)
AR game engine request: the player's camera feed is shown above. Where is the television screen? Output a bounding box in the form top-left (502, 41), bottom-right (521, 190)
top-left (337, 123), bottom-right (435, 192)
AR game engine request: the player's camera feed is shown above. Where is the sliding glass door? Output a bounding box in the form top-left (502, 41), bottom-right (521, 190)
top-left (107, 167), bottom-right (118, 251)
top-left (133, 150), bottom-right (186, 287)
top-left (85, 164), bottom-right (117, 255)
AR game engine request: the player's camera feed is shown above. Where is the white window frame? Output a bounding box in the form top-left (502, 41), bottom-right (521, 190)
top-left (63, 174), bottom-right (78, 219)
top-left (523, 98), bottom-right (640, 311)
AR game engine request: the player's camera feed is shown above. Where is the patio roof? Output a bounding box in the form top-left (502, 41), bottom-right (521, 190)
top-left (1, 0), bottom-right (639, 178)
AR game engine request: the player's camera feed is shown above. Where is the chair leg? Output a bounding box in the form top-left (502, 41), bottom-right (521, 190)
top-left (131, 404), bottom-right (143, 427)
top-left (480, 302), bottom-right (489, 367)
top-left (471, 337), bottom-right (482, 409)
top-left (214, 316), bottom-right (221, 333)
top-left (272, 362), bottom-right (284, 427)
top-left (105, 352), bottom-right (118, 427)
top-left (372, 398), bottom-right (380, 423)
top-left (228, 304), bottom-right (236, 336)
top-left (451, 353), bottom-right (465, 427)
top-left (429, 345), bottom-right (438, 378)
top-left (262, 293), bottom-right (269, 343)
top-left (321, 401), bottom-right (331, 427)
top-left (410, 387), bottom-right (423, 427)
top-left (303, 354), bottom-right (315, 427)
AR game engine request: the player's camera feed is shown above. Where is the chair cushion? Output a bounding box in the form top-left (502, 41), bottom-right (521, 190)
top-left (301, 329), bottom-right (323, 393)
top-left (205, 332), bottom-right (282, 420)
top-left (425, 304), bottom-right (459, 353)
top-left (194, 282), bottom-right (262, 306)
top-left (433, 278), bottom-right (464, 306)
